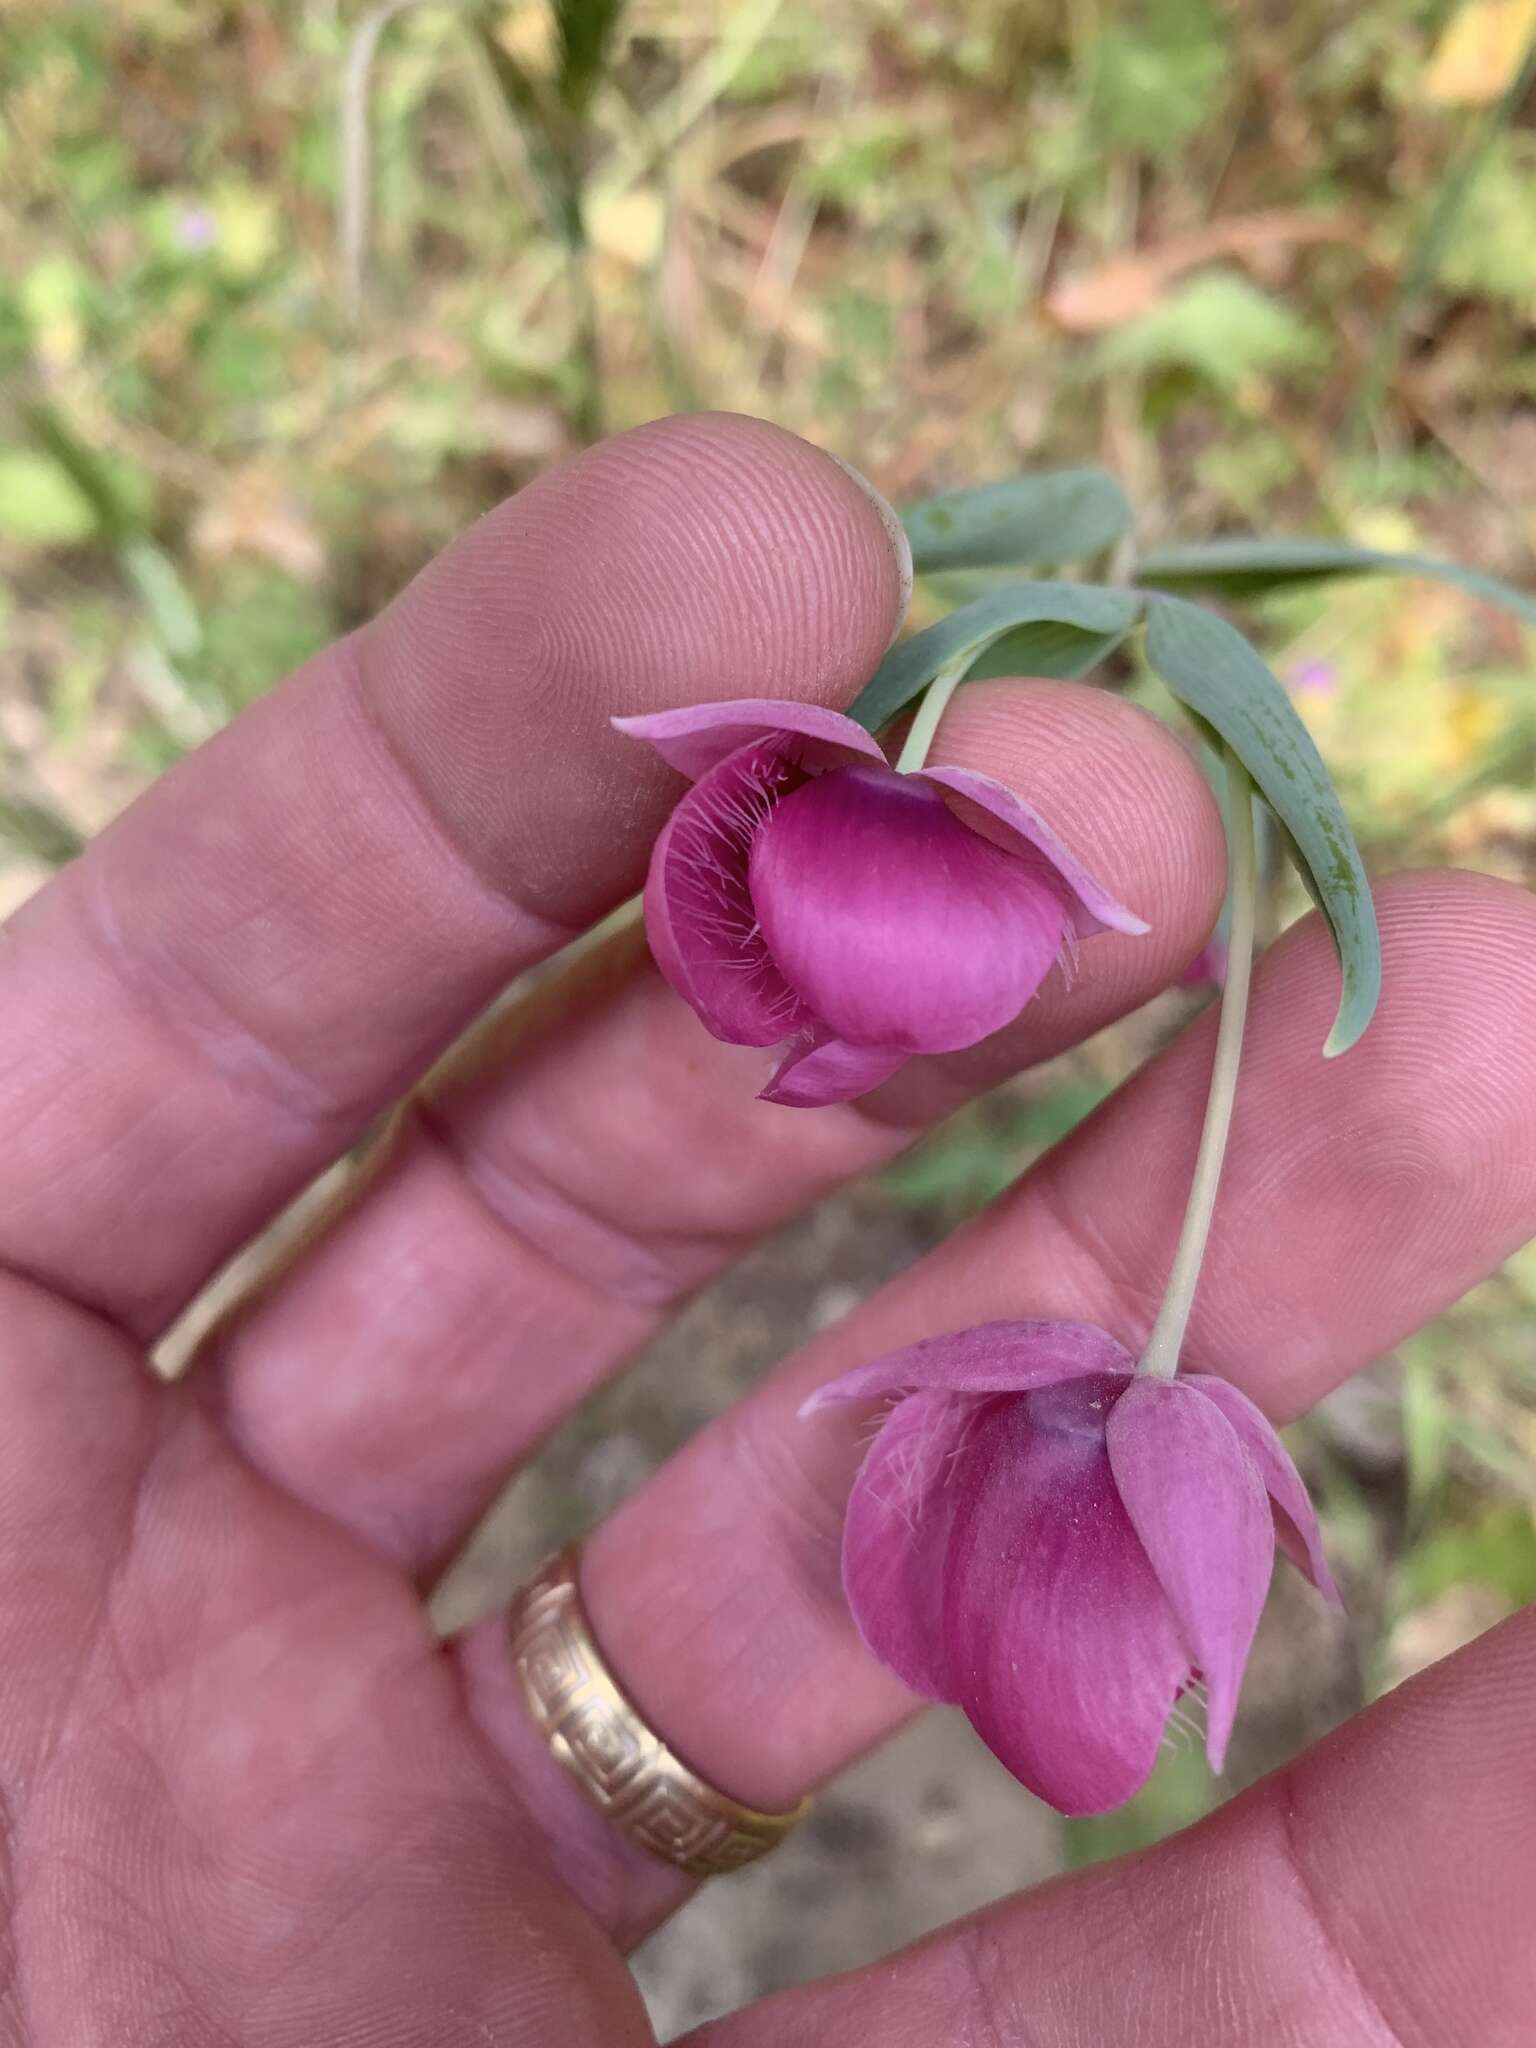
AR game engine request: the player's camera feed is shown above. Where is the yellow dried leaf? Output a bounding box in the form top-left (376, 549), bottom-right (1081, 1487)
top-left (495, 1), bottom-right (554, 76)
top-left (210, 182), bottom-right (280, 282)
top-left (1439, 686), bottom-right (1507, 772)
top-left (588, 190), bottom-right (665, 269)
top-left (1423, 0), bottom-right (1536, 105)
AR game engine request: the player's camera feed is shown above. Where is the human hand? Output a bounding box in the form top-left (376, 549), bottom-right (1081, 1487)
top-left (1, 414), bottom-right (1532, 2045)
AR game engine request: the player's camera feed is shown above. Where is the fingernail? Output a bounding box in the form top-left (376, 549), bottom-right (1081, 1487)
top-left (826, 451), bottom-right (912, 649)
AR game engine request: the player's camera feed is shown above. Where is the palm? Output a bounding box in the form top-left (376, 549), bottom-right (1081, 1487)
top-left (7, 1324), bottom-right (648, 2044)
top-left (3, 417), bottom-right (1533, 2047)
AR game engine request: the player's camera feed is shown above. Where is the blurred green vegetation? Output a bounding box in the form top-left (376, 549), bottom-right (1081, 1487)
top-left (1, 0), bottom-right (1533, 1856)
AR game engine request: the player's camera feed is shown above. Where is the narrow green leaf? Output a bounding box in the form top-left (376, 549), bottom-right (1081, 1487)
top-left (1399, 1504), bottom-right (1536, 1611)
top-left (555, 0), bottom-right (626, 116)
top-left (0, 789), bottom-right (85, 865)
top-left (959, 618), bottom-right (1129, 683)
top-left (903, 469), bottom-right (1133, 575)
top-left (0, 450), bottom-right (97, 545)
top-left (121, 541), bottom-right (203, 663)
top-left (849, 583), bottom-right (1140, 733)
top-left (1138, 535), bottom-right (1536, 627)
top-left (1144, 595), bottom-right (1380, 1056)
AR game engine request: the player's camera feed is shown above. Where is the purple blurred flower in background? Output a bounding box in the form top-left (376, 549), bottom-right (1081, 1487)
top-left (176, 205), bottom-right (217, 252)
top-left (1285, 657), bottom-right (1340, 696)
top-left (617, 699), bottom-right (1146, 1106)
top-left (803, 1321), bottom-right (1339, 1815)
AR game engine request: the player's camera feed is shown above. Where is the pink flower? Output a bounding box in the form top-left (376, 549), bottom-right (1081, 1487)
top-left (1180, 935), bottom-right (1229, 989)
top-left (803, 1321), bottom-right (1339, 1815)
top-left (1286, 658), bottom-right (1340, 696)
top-left (616, 699), bottom-right (1146, 1107)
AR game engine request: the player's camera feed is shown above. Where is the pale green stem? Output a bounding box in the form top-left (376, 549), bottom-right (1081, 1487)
top-left (895, 657), bottom-right (969, 775)
top-left (1137, 745), bottom-right (1258, 1380)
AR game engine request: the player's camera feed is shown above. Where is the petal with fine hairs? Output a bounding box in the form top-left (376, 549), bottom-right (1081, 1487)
top-left (1186, 1374), bottom-right (1341, 1607)
top-left (841, 1390), bottom-right (986, 1699)
top-left (613, 699), bottom-right (885, 780)
top-left (642, 741), bottom-right (813, 1046)
top-left (1106, 1377), bottom-right (1274, 1773)
top-left (760, 1031), bottom-right (906, 1107)
top-left (749, 767), bottom-right (1070, 1053)
top-left (919, 764), bottom-right (1150, 939)
top-left (800, 1320), bottom-right (1135, 1417)
top-left (943, 1384), bottom-right (1190, 1815)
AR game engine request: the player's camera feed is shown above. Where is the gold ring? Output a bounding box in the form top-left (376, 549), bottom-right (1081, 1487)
top-left (508, 1548), bottom-right (811, 1877)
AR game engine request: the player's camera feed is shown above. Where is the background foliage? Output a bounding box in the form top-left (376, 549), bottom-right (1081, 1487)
top-left (2, 0), bottom-right (1533, 1885)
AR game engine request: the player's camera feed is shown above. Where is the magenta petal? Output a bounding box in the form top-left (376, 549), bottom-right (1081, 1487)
top-left (613, 699), bottom-right (886, 780)
top-left (643, 742), bottom-right (813, 1046)
top-left (919, 765), bottom-right (1149, 940)
top-left (750, 766), bottom-right (1070, 1053)
top-left (842, 1390), bottom-right (982, 1699)
top-left (1187, 1376), bottom-right (1341, 1608)
top-left (800, 1320), bottom-right (1135, 1416)
top-left (1105, 1378), bottom-right (1273, 1774)
top-left (1180, 937), bottom-right (1229, 989)
top-left (761, 1032), bottom-right (906, 1107)
top-left (943, 1388), bottom-right (1190, 1815)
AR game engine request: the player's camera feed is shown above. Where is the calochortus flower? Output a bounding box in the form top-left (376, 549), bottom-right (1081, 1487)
top-left (803, 1321), bottom-right (1339, 1816)
top-left (615, 699), bottom-right (1146, 1107)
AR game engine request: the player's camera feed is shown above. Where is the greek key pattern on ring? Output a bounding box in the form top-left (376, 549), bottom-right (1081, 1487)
top-left (508, 1549), bottom-right (810, 1878)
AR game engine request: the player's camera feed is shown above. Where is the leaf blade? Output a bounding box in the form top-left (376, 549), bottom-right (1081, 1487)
top-left (1144, 595), bottom-right (1380, 1055)
top-left (849, 582), bottom-right (1141, 733)
top-left (555, 0), bottom-right (626, 116)
top-left (1138, 536), bottom-right (1536, 626)
top-left (959, 618), bottom-right (1128, 683)
top-left (904, 470), bottom-right (1133, 575)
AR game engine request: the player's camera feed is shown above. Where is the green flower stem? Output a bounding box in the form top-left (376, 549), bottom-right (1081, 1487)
top-left (895, 656), bottom-right (969, 774)
top-left (1138, 744), bottom-right (1258, 1380)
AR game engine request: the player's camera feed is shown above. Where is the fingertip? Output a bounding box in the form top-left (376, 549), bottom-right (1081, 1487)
top-left (609, 414), bottom-right (912, 681)
top-left (821, 448), bottom-right (914, 645)
top-left (1259, 867), bottom-right (1536, 1084)
top-left (358, 413), bottom-right (914, 927)
top-left (934, 678), bottom-right (1227, 998)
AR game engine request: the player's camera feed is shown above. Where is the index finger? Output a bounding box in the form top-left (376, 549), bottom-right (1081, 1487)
top-left (0, 415), bottom-right (909, 1338)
